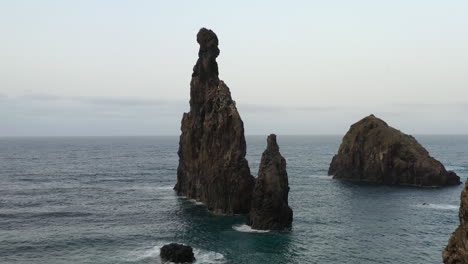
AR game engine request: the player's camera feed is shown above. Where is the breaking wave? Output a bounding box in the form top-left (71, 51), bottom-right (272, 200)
top-left (129, 242), bottom-right (225, 263)
top-left (416, 203), bottom-right (459, 210)
top-left (232, 224), bottom-right (270, 233)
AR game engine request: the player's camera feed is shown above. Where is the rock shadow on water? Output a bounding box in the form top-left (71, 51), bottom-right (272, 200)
top-left (174, 195), bottom-right (247, 232)
top-left (171, 197), bottom-right (297, 263)
top-left (223, 224), bottom-right (296, 264)
top-left (331, 179), bottom-right (463, 210)
top-left (332, 177), bottom-right (462, 190)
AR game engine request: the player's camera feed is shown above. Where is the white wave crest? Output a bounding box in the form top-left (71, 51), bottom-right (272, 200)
top-left (155, 186), bottom-right (175, 190)
top-left (117, 185), bottom-right (174, 192)
top-left (177, 196), bottom-right (204, 205)
top-left (129, 242), bottom-right (225, 263)
top-left (135, 245), bottom-right (160, 260)
top-left (232, 224), bottom-right (270, 233)
top-left (446, 165), bottom-right (467, 171)
top-left (189, 199), bottom-right (205, 205)
top-left (418, 203), bottom-right (459, 210)
top-left (310, 175), bottom-right (331, 179)
top-left (193, 249), bottom-right (225, 264)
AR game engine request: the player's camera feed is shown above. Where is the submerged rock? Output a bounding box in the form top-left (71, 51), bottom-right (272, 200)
top-left (443, 180), bottom-right (468, 263)
top-left (248, 134), bottom-right (293, 230)
top-left (328, 115), bottom-right (460, 187)
top-left (160, 243), bottom-right (195, 263)
top-left (174, 28), bottom-right (255, 215)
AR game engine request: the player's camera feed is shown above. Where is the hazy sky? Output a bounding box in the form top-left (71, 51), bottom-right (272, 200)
top-left (1, 0), bottom-right (467, 136)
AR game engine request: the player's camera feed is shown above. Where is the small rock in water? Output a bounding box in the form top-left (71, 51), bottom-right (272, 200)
top-left (160, 243), bottom-right (195, 263)
top-left (422, 202), bottom-right (429, 205)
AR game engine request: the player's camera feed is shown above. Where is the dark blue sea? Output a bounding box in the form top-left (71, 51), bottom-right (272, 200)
top-left (1, 135), bottom-right (467, 264)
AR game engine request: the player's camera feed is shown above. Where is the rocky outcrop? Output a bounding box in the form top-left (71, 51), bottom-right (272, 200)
top-left (443, 180), bottom-right (468, 263)
top-left (174, 28), bottom-right (255, 215)
top-left (160, 243), bottom-right (195, 263)
top-left (328, 115), bottom-right (460, 187)
top-left (248, 134), bottom-right (293, 230)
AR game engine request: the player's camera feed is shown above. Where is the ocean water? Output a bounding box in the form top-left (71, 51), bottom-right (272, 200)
top-left (1, 135), bottom-right (467, 264)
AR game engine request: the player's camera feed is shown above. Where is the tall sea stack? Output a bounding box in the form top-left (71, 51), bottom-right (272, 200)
top-left (443, 180), bottom-right (468, 263)
top-left (248, 134), bottom-right (293, 230)
top-left (328, 115), bottom-right (460, 187)
top-left (174, 28), bottom-right (255, 215)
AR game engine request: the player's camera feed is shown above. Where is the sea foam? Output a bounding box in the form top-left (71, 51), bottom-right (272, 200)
top-left (155, 186), bottom-right (175, 190)
top-left (130, 242), bottom-right (225, 263)
top-left (446, 165), bottom-right (467, 171)
top-left (232, 224), bottom-right (270, 233)
top-left (417, 203), bottom-right (459, 210)
top-left (310, 174), bottom-right (331, 180)
top-left (189, 199), bottom-right (205, 205)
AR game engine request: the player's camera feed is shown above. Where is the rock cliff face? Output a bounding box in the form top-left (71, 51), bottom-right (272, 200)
top-left (328, 115), bottom-right (460, 187)
top-left (248, 134), bottom-right (293, 230)
top-left (443, 180), bottom-right (468, 263)
top-left (174, 28), bottom-right (255, 215)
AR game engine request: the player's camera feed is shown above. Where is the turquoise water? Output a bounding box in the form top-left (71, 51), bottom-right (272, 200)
top-left (1, 135), bottom-right (467, 263)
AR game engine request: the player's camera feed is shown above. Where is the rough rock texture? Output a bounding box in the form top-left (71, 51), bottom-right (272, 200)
top-left (160, 243), bottom-right (195, 263)
top-left (328, 115), bottom-right (460, 187)
top-left (443, 180), bottom-right (468, 263)
top-left (248, 134), bottom-right (293, 230)
top-left (174, 28), bottom-right (255, 215)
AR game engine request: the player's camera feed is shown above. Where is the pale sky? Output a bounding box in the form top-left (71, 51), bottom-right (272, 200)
top-left (1, 0), bottom-right (467, 136)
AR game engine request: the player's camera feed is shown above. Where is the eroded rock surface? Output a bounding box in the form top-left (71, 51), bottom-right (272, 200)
top-left (160, 243), bottom-right (195, 263)
top-left (174, 28), bottom-right (255, 215)
top-left (328, 115), bottom-right (460, 187)
top-left (443, 180), bottom-right (468, 263)
top-left (248, 134), bottom-right (293, 230)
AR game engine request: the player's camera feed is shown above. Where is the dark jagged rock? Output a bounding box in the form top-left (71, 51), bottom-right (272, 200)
top-left (174, 28), bottom-right (255, 215)
top-left (328, 115), bottom-right (460, 187)
top-left (443, 180), bottom-right (468, 263)
top-left (160, 243), bottom-right (195, 263)
top-left (248, 134), bottom-right (293, 230)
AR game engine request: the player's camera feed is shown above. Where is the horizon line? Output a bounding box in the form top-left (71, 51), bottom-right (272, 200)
top-left (1, 133), bottom-right (468, 138)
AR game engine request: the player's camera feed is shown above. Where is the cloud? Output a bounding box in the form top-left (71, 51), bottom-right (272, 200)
top-left (0, 94), bottom-right (188, 122)
top-left (392, 102), bottom-right (468, 109)
top-left (76, 96), bottom-right (167, 107)
top-left (14, 93), bottom-right (185, 108)
top-left (18, 93), bottom-right (62, 101)
top-left (0, 94), bottom-right (187, 136)
top-left (238, 103), bottom-right (338, 113)
top-left (1, 93), bottom-right (467, 136)
top-left (293, 106), bottom-right (337, 112)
